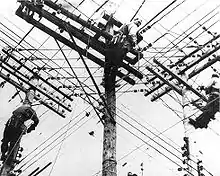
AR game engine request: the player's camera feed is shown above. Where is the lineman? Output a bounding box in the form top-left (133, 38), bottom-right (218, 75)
top-left (102, 18), bottom-right (143, 88)
top-left (111, 18), bottom-right (143, 55)
top-left (0, 88), bottom-right (39, 162)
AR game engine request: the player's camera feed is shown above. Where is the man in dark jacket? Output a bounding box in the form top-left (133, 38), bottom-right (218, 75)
top-left (1, 88), bottom-right (39, 162)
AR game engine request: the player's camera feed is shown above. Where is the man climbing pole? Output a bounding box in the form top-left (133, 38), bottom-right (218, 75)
top-left (189, 73), bottom-right (220, 129)
top-left (1, 84), bottom-right (39, 165)
top-left (101, 18), bottom-right (143, 88)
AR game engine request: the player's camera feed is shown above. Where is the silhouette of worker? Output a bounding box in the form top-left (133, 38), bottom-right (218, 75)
top-left (1, 89), bottom-right (39, 161)
top-left (189, 73), bottom-right (220, 129)
top-left (102, 18), bottom-right (142, 88)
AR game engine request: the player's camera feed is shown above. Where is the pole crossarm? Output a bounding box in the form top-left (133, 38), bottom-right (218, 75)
top-left (2, 49), bottom-right (73, 101)
top-left (145, 66), bottom-right (183, 95)
top-left (146, 42), bottom-right (220, 101)
top-left (188, 56), bottom-right (220, 78)
top-left (175, 34), bottom-right (220, 67)
top-left (144, 35), bottom-right (220, 98)
top-left (1, 56), bottom-right (72, 112)
top-left (15, 3), bottom-right (143, 85)
top-left (179, 43), bottom-right (220, 75)
top-left (153, 59), bottom-right (207, 102)
top-left (144, 81), bottom-right (165, 97)
top-left (148, 53), bottom-right (219, 101)
top-left (151, 87), bottom-right (172, 102)
top-left (44, 0), bottom-right (137, 57)
top-left (0, 71), bottom-right (65, 117)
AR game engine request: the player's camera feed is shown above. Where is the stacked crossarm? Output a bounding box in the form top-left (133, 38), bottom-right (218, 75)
top-left (15, 0), bottom-right (143, 87)
top-left (0, 48), bottom-right (73, 117)
top-left (144, 33), bottom-right (220, 104)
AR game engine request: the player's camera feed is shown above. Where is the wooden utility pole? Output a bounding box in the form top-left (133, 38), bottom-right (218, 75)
top-left (102, 22), bottom-right (117, 176)
top-left (15, 2), bottom-right (143, 176)
top-left (102, 84), bottom-right (117, 176)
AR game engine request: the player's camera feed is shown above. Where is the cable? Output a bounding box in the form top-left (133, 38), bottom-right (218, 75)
top-left (116, 121), bottom-right (195, 176)
top-left (47, 103), bottom-right (76, 176)
top-left (17, 104), bottom-right (92, 166)
top-left (130, 0), bottom-right (147, 22)
top-left (18, 113), bottom-right (94, 175)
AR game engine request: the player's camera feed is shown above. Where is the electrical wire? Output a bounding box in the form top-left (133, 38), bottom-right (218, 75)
top-left (0, 0), bottom-right (219, 175)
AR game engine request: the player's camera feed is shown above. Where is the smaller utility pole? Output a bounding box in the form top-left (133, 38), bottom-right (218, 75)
top-left (182, 82), bottom-right (192, 175)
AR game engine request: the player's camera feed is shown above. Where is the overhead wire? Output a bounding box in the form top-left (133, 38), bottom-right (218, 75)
top-left (130, 0), bottom-right (147, 22)
top-left (91, 96), bottom-right (217, 176)
top-left (16, 81), bottom-right (215, 176)
top-left (137, 0), bottom-right (218, 67)
top-left (16, 82), bottom-right (189, 176)
top-left (17, 106), bottom-right (94, 173)
top-left (19, 114), bottom-right (94, 175)
top-left (116, 121), bottom-right (195, 176)
top-left (119, 102), bottom-right (182, 148)
top-left (0, 21), bottom-right (101, 107)
top-left (47, 103), bottom-right (77, 176)
top-left (1, 1), bottom-right (218, 176)
top-left (135, 8), bottom-right (220, 102)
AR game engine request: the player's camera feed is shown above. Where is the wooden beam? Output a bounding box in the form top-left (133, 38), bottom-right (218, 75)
top-left (154, 59), bottom-right (207, 102)
top-left (16, 8), bottom-right (137, 85)
top-left (0, 71), bottom-right (65, 118)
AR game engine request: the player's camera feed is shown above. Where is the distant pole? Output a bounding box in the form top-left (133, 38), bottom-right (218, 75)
top-left (102, 21), bottom-right (117, 176)
top-left (197, 160), bottom-right (201, 176)
top-left (182, 82), bottom-right (192, 175)
top-left (141, 163), bottom-right (144, 176)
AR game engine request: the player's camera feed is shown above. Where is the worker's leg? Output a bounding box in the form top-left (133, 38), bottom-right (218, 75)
top-left (1, 125), bottom-right (11, 160)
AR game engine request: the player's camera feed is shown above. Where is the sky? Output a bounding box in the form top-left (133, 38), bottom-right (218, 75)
top-left (0, 0), bottom-right (220, 176)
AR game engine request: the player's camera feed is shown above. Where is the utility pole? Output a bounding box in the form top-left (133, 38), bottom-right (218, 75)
top-left (15, 2), bottom-right (143, 176)
top-left (102, 21), bottom-right (117, 176)
top-left (102, 82), bottom-right (117, 176)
